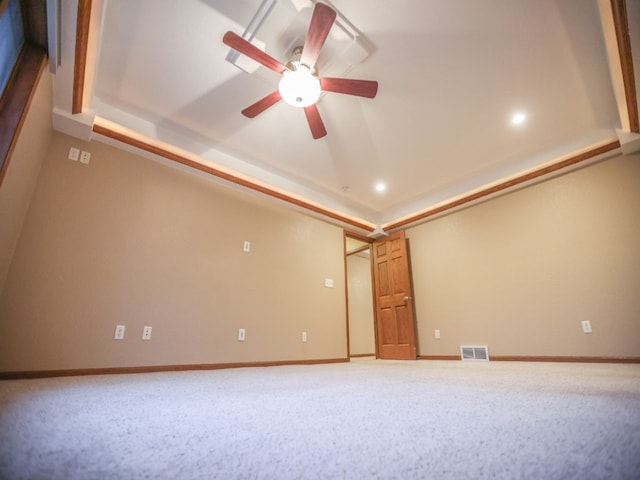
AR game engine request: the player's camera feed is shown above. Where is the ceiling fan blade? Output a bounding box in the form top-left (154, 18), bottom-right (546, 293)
top-left (241, 90), bottom-right (282, 118)
top-left (303, 104), bottom-right (327, 139)
top-left (300, 3), bottom-right (337, 68)
top-left (223, 31), bottom-right (287, 74)
top-left (320, 77), bottom-right (378, 98)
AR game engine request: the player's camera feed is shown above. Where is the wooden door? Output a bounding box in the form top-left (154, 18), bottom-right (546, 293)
top-left (372, 230), bottom-right (417, 360)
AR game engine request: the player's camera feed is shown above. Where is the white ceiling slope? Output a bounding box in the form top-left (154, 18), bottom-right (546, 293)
top-left (51, 0), bottom-right (639, 234)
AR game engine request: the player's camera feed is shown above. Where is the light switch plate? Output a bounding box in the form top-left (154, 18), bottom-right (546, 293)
top-left (68, 147), bottom-right (80, 161)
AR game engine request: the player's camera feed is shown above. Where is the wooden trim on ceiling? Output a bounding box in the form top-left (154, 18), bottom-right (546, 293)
top-left (0, 357), bottom-right (349, 380)
top-left (383, 140), bottom-right (621, 232)
top-left (344, 231), bottom-right (373, 244)
top-left (92, 122), bottom-right (375, 232)
top-left (0, 44), bottom-right (47, 187)
top-left (611, 0), bottom-right (639, 133)
top-left (72, 0), bottom-right (92, 114)
top-left (71, 3), bottom-right (632, 232)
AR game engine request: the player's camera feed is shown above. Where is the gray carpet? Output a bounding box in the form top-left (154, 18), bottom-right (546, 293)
top-left (1, 359), bottom-right (639, 479)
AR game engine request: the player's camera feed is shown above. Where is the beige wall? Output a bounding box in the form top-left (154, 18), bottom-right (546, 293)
top-left (1, 72), bottom-right (638, 372)
top-left (0, 70), bottom-right (52, 293)
top-left (347, 252), bottom-right (375, 355)
top-left (0, 132), bottom-right (347, 372)
top-left (407, 154), bottom-right (640, 358)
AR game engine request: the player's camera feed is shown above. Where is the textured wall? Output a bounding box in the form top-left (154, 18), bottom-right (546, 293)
top-left (0, 133), bottom-right (347, 372)
top-left (407, 154), bottom-right (640, 358)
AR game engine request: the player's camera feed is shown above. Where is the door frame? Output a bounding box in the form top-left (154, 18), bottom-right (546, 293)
top-left (343, 231), bottom-right (376, 359)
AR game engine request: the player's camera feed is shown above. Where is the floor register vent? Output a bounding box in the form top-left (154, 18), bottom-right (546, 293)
top-left (460, 345), bottom-right (489, 361)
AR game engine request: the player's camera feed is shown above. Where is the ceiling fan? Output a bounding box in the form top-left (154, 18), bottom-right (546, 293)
top-left (223, 2), bottom-right (378, 139)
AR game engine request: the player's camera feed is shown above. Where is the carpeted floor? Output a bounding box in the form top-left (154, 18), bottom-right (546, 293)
top-left (1, 359), bottom-right (639, 479)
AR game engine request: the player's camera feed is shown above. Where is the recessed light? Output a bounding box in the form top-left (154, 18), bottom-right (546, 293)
top-left (375, 182), bottom-right (386, 192)
top-left (511, 112), bottom-right (526, 125)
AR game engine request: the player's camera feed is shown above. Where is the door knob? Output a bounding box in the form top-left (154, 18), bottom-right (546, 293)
top-left (403, 296), bottom-right (411, 302)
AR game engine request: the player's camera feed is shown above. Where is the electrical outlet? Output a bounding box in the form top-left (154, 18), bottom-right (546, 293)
top-left (434, 329), bottom-right (441, 339)
top-left (142, 326), bottom-right (152, 340)
top-left (324, 278), bottom-right (334, 288)
top-left (79, 151), bottom-right (91, 164)
top-left (114, 325), bottom-right (125, 340)
top-left (302, 331), bottom-right (307, 342)
top-left (238, 328), bottom-right (245, 341)
top-left (243, 241), bottom-right (250, 252)
top-left (581, 320), bottom-right (592, 334)
top-left (68, 147), bottom-right (80, 161)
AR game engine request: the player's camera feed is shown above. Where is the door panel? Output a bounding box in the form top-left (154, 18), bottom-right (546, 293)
top-left (372, 230), bottom-right (417, 360)
top-left (381, 308), bottom-right (395, 345)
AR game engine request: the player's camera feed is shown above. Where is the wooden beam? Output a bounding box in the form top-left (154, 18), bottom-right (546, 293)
top-left (610, 0), bottom-right (639, 132)
top-left (72, 0), bottom-right (92, 113)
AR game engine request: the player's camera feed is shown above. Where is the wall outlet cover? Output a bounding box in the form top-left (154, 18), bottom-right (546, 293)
top-left (142, 326), bottom-right (152, 340)
top-left (68, 147), bottom-right (80, 161)
top-left (114, 325), bottom-right (125, 340)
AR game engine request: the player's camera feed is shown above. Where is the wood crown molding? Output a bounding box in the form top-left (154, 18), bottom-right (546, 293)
top-left (70, 2), bottom-right (633, 232)
top-left (383, 140), bottom-right (621, 231)
top-left (92, 121), bottom-right (375, 232)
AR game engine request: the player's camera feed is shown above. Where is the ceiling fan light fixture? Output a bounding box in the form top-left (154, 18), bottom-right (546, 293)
top-left (278, 64), bottom-right (321, 108)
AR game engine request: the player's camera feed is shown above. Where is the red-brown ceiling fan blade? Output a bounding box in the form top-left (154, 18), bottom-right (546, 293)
top-left (241, 90), bottom-right (282, 118)
top-left (320, 77), bottom-right (378, 98)
top-left (300, 3), bottom-right (337, 68)
top-left (303, 104), bottom-right (327, 139)
top-left (223, 31), bottom-right (287, 75)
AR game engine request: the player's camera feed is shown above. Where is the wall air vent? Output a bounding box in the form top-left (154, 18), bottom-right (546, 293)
top-left (460, 345), bottom-right (489, 361)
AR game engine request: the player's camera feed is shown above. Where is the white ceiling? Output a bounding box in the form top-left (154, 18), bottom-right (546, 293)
top-left (51, 0), bottom-right (639, 233)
